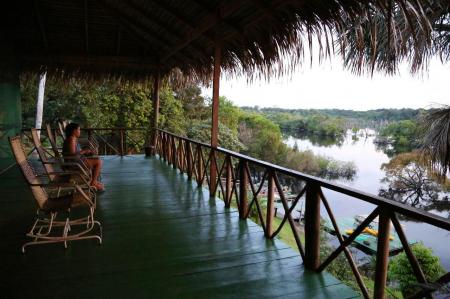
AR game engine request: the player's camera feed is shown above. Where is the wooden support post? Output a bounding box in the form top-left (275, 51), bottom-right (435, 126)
top-left (374, 208), bottom-right (391, 299)
top-left (225, 156), bottom-right (232, 208)
top-left (266, 171), bottom-right (275, 237)
top-left (148, 72), bottom-right (160, 156)
top-left (239, 159), bottom-right (248, 219)
top-left (304, 182), bottom-right (321, 270)
top-left (209, 33), bottom-right (221, 197)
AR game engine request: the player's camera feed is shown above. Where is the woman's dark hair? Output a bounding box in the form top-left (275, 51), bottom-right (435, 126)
top-left (65, 123), bottom-right (80, 137)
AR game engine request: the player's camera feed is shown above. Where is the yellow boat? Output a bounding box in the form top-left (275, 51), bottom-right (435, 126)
top-left (345, 228), bottom-right (394, 241)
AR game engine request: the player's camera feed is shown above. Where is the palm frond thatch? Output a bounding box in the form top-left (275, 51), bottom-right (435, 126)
top-left (5, 0), bottom-right (448, 81)
top-left (420, 105), bottom-right (450, 177)
top-left (336, 0), bottom-right (449, 75)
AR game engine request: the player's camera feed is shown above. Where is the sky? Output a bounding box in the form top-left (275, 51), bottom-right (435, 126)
top-left (204, 57), bottom-right (449, 111)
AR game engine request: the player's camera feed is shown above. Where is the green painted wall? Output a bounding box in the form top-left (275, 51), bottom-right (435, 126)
top-left (0, 36), bottom-right (22, 161)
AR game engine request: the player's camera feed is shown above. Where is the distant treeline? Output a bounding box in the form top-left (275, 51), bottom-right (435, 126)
top-left (241, 107), bottom-right (424, 136)
top-left (241, 107), bottom-right (423, 122)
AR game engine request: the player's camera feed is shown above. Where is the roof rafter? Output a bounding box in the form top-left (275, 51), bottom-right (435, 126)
top-left (123, 0), bottom-right (210, 63)
top-left (147, 0), bottom-right (215, 44)
top-left (84, 0), bottom-right (89, 54)
top-left (190, 0), bottom-right (246, 41)
top-left (218, 0), bottom-right (295, 47)
top-left (161, 0), bottom-right (250, 63)
top-left (116, 25), bottom-right (121, 55)
top-left (33, 0), bottom-right (48, 50)
top-left (97, 0), bottom-right (165, 58)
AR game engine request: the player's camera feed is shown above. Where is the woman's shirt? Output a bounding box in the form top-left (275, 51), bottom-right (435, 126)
top-left (62, 136), bottom-right (81, 158)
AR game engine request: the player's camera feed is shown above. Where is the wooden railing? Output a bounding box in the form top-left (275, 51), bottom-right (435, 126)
top-left (28, 127), bottom-right (147, 156)
top-left (0, 127), bottom-right (148, 176)
top-left (155, 129), bottom-right (450, 299)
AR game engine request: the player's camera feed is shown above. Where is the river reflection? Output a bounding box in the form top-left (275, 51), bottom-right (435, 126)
top-left (285, 133), bottom-right (450, 270)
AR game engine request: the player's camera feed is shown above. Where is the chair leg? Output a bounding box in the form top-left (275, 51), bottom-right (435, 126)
top-left (22, 207), bottom-right (102, 253)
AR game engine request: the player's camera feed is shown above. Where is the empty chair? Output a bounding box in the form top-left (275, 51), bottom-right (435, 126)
top-left (46, 123), bottom-right (62, 158)
top-left (9, 136), bottom-right (102, 253)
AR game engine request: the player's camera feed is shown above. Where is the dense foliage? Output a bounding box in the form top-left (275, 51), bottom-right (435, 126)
top-left (388, 243), bottom-right (445, 297)
top-left (375, 120), bottom-right (421, 155)
top-left (21, 76), bottom-right (355, 180)
top-left (243, 107), bottom-right (423, 131)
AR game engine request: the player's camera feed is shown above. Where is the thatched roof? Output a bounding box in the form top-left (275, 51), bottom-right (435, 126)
top-left (3, 0), bottom-right (449, 80)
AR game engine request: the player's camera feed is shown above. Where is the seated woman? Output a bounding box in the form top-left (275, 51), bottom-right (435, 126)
top-left (63, 123), bottom-right (104, 191)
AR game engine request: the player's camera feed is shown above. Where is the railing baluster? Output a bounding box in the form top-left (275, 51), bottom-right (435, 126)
top-left (210, 149), bottom-right (217, 197)
top-left (266, 171), bottom-right (275, 237)
top-left (162, 133), bottom-right (167, 161)
top-left (225, 156), bottom-right (232, 208)
top-left (186, 141), bottom-right (193, 180)
top-left (390, 212), bottom-right (428, 288)
top-left (373, 208), bottom-right (391, 299)
top-left (304, 182), bottom-right (321, 270)
top-left (172, 136), bottom-right (177, 169)
top-left (319, 189), bottom-right (370, 299)
top-left (196, 145), bottom-right (203, 186)
top-left (238, 159), bottom-right (248, 219)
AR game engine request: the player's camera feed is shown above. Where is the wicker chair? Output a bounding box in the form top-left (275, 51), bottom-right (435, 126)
top-left (31, 128), bottom-right (92, 184)
top-left (9, 136), bottom-right (102, 253)
top-left (46, 123), bottom-right (62, 159)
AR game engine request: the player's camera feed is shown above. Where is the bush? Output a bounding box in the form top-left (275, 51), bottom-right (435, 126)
top-left (388, 243), bottom-right (445, 297)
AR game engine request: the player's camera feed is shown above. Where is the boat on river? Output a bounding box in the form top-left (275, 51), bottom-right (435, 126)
top-left (323, 216), bottom-right (416, 256)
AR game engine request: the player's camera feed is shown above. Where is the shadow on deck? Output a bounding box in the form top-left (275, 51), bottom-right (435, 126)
top-left (0, 155), bottom-right (359, 298)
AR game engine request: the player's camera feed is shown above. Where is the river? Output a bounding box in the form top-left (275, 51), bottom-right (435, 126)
top-left (285, 132), bottom-right (450, 271)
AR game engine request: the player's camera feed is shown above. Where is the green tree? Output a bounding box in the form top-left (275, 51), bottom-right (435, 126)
top-left (238, 112), bottom-right (287, 164)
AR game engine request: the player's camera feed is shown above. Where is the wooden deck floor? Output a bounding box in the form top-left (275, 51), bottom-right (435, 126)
top-left (0, 155), bottom-right (358, 298)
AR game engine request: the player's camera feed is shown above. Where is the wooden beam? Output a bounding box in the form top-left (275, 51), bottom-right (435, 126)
top-left (84, 0), bottom-right (89, 54)
top-left (22, 54), bottom-right (158, 70)
top-left (150, 71), bottom-right (160, 156)
top-left (33, 0), bottom-right (48, 50)
top-left (210, 36), bottom-right (221, 148)
top-left (161, 0), bottom-right (248, 63)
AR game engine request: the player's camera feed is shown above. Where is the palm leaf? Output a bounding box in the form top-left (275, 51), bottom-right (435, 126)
top-left (420, 105), bottom-right (450, 177)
